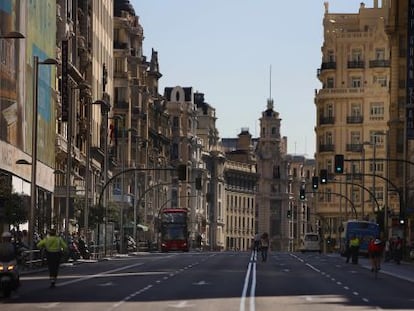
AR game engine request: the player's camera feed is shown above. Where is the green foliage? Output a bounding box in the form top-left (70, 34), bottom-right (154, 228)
top-left (1, 193), bottom-right (29, 226)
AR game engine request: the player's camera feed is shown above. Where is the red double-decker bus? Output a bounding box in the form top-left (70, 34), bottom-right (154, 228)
top-left (160, 208), bottom-right (189, 252)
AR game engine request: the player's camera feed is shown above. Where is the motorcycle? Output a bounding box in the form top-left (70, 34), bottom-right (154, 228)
top-left (0, 259), bottom-right (20, 298)
top-left (77, 237), bottom-right (90, 259)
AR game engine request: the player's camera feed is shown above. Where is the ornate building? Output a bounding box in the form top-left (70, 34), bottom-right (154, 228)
top-left (223, 129), bottom-right (259, 251)
top-left (314, 1), bottom-right (394, 248)
top-left (256, 96), bottom-right (289, 251)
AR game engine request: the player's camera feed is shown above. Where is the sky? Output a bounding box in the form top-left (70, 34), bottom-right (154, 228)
top-left (130, 0), bottom-right (376, 157)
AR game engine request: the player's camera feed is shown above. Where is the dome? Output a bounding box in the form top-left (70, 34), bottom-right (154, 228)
top-left (114, 0), bottom-right (136, 17)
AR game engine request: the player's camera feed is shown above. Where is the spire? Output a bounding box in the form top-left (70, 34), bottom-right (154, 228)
top-left (267, 65), bottom-right (274, 110)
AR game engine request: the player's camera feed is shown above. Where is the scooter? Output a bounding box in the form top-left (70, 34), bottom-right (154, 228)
top-left (0, 259), bottom-right (20, 298)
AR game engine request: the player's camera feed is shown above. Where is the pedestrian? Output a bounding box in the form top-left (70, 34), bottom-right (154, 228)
top-left (0, 231), bottom-right (18, 263)
top-left (393, 236), bottom-right (402, 264)
top-left (37, 228), bottom-right (68, 288)
top-left (344, 237), bottom-right (351, 263)
top-left (260, 232), bottom-right (269, 262)
top-left (253, 233), bottom-right (261, 252)
top-left (349, 234), bottom-right (360, 264)
top-left (384, 238), bottom-right (392, 262)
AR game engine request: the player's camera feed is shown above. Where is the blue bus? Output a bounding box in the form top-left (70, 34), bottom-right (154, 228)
top-left (340, 220), bottom-right (380, 256)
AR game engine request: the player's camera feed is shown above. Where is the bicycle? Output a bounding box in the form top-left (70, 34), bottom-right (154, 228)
top-left (368, 238), bottom-right (384, 279)
top-left (371, 255), bottom-right (381, 279)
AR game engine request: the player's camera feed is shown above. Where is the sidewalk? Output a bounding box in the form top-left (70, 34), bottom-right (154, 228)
top-left (352, 256), bottom-right (414, 283)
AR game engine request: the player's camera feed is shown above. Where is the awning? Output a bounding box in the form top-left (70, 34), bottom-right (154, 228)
top-left (137, 224), bottom-right (149, 232)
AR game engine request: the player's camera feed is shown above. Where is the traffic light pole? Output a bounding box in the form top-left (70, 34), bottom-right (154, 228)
top-left (328, 180), bottom-right (380, 215)
top-left (306, 191), bottom-right (357, 219)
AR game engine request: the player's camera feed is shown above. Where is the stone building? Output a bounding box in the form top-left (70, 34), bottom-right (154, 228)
top-left (385, 0), bottom-right (413, 244)
top-left (314, 1), bottom-right (394, 247)
top-left (256, 96), bottom-right (289, 251)
top-left (222, 129), bottom-right (259, 251)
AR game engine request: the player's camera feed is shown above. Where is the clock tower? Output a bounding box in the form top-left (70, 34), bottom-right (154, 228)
top-left (256, 96), bottom-right (289, 250)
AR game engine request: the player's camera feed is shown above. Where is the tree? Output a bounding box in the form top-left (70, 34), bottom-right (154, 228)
top-left (1, 193), bottom-right (29, 227)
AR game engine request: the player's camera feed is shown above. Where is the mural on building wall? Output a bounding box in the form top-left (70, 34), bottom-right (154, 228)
top-left (27, 0), bottom-right (56, 166)
top-left (0, 0), bottom-right (24, 149)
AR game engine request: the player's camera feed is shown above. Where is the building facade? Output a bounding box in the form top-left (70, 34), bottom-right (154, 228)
top-left (314, 1), bottom-right (395, 248)
top-left (223, 129), bottom-right (258, 251)
top-left (256, 97), bottom-right (289, 251)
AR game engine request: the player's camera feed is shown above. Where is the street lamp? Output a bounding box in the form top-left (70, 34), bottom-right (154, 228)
top-left (82, 96), bottom-right (110, 243)
top-left (126, 128), bottom-right (141, 246)
top-left (16, 56), bottom-right (57, 265)
top-left (0, 31), bottom-right (24, 39)
top-left (112, 115), bottom-right (126, 253)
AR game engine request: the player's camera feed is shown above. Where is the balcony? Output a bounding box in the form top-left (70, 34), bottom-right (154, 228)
top-left (114, 41), bottom-right (128, 50)
top-left (369, 59), bottom-right (390, 68)
top-left (348, 60), bottom-right (365, 69)
top-left (319, 144), bottom-right (335, 152)
top-left (321, 61), bottom-right (336, 70)
top-left (346, 143), bottom-right (363, 152)
top-left (346, 115), bottom-right (363, 124)
top-left (319, 116), bottom-right (335, 125)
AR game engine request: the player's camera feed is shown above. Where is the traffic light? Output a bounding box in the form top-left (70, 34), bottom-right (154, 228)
top-left (177, 164), bottom-right (187, 181)
top-left (320, 169), bottom-right (328, 184)
top-left (287, 210), bottom-right (292, 218)
top-left (195, 177), bottom-right (202, 190)
top-left (299, 188), bottom-right (306, 200)
top-left (335, 154), bottom-right (344, 174)
top-left (312, 176), bottom-right (319, 190)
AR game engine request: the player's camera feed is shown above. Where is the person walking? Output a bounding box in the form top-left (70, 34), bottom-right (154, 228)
top-left (344, 237), bottom-right (351, 263)
top-left (393, 236), bottom-right (403, 264)
top-left (260, 232), bottom-right (269, 262)
top-left (253, 233), bottom-right (261, 252)
top-left (37, 228), bottom-right (68, 288)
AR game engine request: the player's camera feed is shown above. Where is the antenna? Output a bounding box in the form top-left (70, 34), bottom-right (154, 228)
top-left (267, 65), bottom-right (274, 110)
top-left (269, 65), bottom-right (272, 100)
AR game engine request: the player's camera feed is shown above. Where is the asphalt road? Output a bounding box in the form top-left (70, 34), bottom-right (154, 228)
top-left (2, 251), bottom-right (413, 311)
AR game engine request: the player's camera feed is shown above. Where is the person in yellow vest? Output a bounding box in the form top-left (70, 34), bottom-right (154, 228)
top-left (349, 234), bottom-right (360, 264)
top-left (37, 228), bottom-right (68, 288)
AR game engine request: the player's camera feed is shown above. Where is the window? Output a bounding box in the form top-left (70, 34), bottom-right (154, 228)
top-left (327, 50), bottom-right (335, 62)
top-left (370, 103), bottom-right (384, 120)
top-left (351, 77), bottom-right (362, 88)
top-left (350, 131), bottom-right (361, 144)
top-left (114, 57), bottom-right (125, 74)
top-left (351, 103), bottom-right (361, 116)
top-left (327, 77), bottom-right (334, 88)
top-left (172, 143), bottom-right (179, 160)
top-left (374, 76), bottom-right (388, 87)
top-left (326, 104), bottom-right (333, 117)
top-left (351, 49), bottom-right (362, 61)
top-left (114, 87), bottom-right (127, 102)
top-left (375, 48), bottom-right (385, 60)
top-left (326, 132), bottom-right (333, 144)
top-left (172, 116), bottom-right (179, 128)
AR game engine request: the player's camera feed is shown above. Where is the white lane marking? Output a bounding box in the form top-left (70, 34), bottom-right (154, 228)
top-left (37, 302), bottom-right (60, 309)
top-left (249, 261), bottom-right (256, 311)
top-left (193, 280), bottom-right (209, 285)
top-left (168, 300), bottom-right (195, 308)
top-left (305, 263), bottom-right (320, 273)
top-left (57, 262), bottom-right (145, 287)
top-left (240, 251), bottom-right (257, 311)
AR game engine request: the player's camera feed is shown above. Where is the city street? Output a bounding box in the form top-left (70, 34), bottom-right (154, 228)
top-left (2, 251), bottom-right (413, 311)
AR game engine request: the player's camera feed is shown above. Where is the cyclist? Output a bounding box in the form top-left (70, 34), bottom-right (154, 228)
top-left (368, 237), bottom-right (384, 272)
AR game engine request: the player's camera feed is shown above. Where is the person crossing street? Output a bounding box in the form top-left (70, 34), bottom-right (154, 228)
top-left (37, 228), bottom-right (68, 288)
